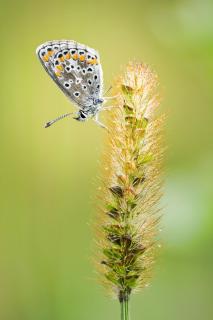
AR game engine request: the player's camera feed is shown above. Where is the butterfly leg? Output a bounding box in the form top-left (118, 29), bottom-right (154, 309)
top-left (101, 105), bottom-right (114, 111)
top-left (103, 94), bottom-right (120, 103)
top-left (94, 114), bottom-right (108, 130)
top-left (102, 94), bottom-right (122, 109)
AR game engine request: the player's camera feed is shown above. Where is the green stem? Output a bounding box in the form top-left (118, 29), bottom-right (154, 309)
top-left (120, 298), bottom-right (130, 320)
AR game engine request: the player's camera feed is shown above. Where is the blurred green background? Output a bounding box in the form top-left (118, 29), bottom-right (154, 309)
top-left (0, 0), bottom-right (213, 319)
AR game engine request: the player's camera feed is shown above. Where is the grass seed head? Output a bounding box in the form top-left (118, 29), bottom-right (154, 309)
top-left (96, 62), bottom-right (165, 302)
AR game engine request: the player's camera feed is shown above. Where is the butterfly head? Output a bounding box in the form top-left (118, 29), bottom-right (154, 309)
top-left (74, 97), bottom-right (104, 122)
top-left (94, 98), bottom-right (104, 105)
top-left (74, 110), bottom-right (88, 122)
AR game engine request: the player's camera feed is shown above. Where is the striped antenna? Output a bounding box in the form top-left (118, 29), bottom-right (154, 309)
top-left (44, 112), bottom-right (73, 128)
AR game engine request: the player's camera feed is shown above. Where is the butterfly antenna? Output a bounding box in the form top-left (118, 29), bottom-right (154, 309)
top-left (44, 112), bottom-right (73, 128)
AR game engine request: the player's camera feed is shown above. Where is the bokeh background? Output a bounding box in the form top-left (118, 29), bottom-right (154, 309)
top-left (0, 0), bottom-right (212, 319)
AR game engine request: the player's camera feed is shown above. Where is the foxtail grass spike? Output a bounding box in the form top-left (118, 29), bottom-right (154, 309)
top-left (95, 62), bottom-right (165, 319)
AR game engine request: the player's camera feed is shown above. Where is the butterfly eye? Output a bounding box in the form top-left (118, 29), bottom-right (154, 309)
top-left (80, 111), bottom-right (87, 119)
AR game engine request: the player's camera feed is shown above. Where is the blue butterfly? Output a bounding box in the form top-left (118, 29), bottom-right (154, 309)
top-left (36, 40), bottom-right (116, 128)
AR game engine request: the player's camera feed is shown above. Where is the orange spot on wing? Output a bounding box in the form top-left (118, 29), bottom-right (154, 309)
top-left (79, 55), bottom-right (85, 62)
top-left (72, 53), bottom-right (78, 60)
top-left (90, 58), bottom-right (97, 65)
top-left (55, 71), bottom-right (62, 77)
top-left (43, 55), bottom-right (49, 62)
top-left (87, 59), bottom-right (97, 64)
top-left (56, 65), bottom-right (63, 71)
top-left (48, 50), bottom-right (54, 56)
top-left (65, 53), bottom-right (71, 59)
top-left (59, 57), bottom-right (65, 62)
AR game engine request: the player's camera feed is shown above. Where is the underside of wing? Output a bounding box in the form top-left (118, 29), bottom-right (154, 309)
top-left (36, 40), bottom-right (103, 109)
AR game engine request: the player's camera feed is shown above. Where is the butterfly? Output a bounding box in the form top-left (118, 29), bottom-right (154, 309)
top-left (36, 40), bottom-right (115, 128)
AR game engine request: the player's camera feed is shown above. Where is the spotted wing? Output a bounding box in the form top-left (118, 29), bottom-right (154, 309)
top-left (36, 40), bottom-right (103, 109)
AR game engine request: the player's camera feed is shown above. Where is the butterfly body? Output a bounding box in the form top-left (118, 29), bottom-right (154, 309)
top-left (36, 40), bottom-right (107, 126)
top-left (74, 98), bottom-right (104, 121)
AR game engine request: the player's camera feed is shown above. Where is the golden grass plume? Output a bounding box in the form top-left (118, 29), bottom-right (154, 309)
top-left (95, 62), bottom-right (165, 303)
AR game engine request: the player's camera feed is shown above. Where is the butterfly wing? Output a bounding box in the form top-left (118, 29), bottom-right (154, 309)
top-left (36, 40), bottom-right (103, 110)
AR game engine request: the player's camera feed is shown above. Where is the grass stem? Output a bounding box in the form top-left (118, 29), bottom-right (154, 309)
top-left (120, 299), bottom-right (129, 320)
